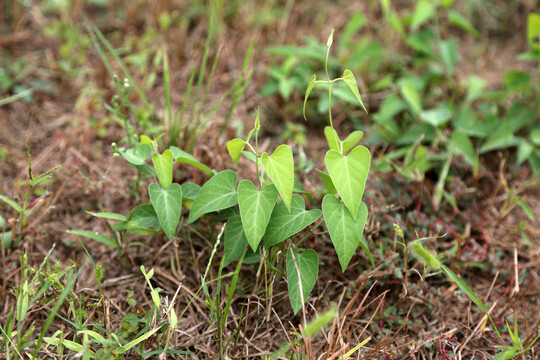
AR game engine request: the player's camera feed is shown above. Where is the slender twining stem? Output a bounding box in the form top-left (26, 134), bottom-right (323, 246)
top-left (254, 109), bottom-right (261, 188)
top-left (325, 29), bottom-right (340, 153)
top-left (325, 39), bottom-right (333, 129)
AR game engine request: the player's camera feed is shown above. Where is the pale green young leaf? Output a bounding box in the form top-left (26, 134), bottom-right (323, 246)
top-left (324, 126), bottom-right (341, 152)
top-left (223, 215), bottom-right (248, 267)
top-left (261, 144), bottom-right (294, 211)
top-left (264, 195), bottom-right (321, 247)
top-left (187, 170), bottom-right (238, 224)
top-left (303, 75), bottom-right (317, 120)
top-left (139, 135), bottom-right (153, 146)
top-left (517, 142), bottom-right (534, 165)
top-left (152, 150), bottom-right (174, 190)
top-left (149, 182), bottom-right (182, 240)
top-left (400, 80), bottom-right (422, 114)
top-left (341, 70), bottom-right (367, 112)
top-left (327, 28), bottom-right (335, 48)
top-left (342, 131), bottom-right (364, 154)
top-left (227, 138), bottom-right (247, 167)
top-left (286, 248), bottom-right (319, 314)
top-left (420, 107), bottom-right (452, 127)
top-left (237, 180), bottom-right (278, 251)
top-left (169, 146), bottom-right (213, 175)
top-left (410, 0), bottom-right (437, 31)
top-left (441, 264), bottom-right (488, 313)
top-left (325, 146), bottom-right (371, 220)
top-left (527, 13), bottom-right (540, 51)
top-left (322, 196), bottom-right (370, 272)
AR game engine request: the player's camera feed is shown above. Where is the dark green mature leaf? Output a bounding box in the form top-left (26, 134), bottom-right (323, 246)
top-left (149, 183), bottom-right (182, 240)
top-left (187, 170), bottom-right (238, 224)
top-left (237, 181), bottom-right (278, 251)
top-left (264, 195), bottom-right (321, 247)
top-left (223, 215), bottom-right (248, 267)
top-left (181, 182), bottom-right (201, 200)
top-left (322, 196), bottom-right (370, 271)
top-left (286, 248), bottom-right (319, 314)
top-left (131, 204), bottom-right (161, 230)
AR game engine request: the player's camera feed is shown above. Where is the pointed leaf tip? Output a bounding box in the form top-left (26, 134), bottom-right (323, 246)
top-left (303, 75), bottom-right (317, 121)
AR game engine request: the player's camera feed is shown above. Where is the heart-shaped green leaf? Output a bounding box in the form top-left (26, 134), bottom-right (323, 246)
top-left (237, 180), bottom-right (278, 251)
top-left (286, 248), bottom-right (318, 314)
top-left (149, 183), bottom-right (182, 240)
top-left (119, 143), bottom-right (152, 165)
top-left (223, 215), bottom-right (248, 267)
top-left (325, 146), bottom-right (370, 220)
top-left (131, 204), bottom-right (161, 230)
top-left (303, 75), bottom-right (317, 120)
top-left (261, 145), bottom-right (294, 211)
top-left (152, 150), bottom-right (174, 189)
top-left (342, 70), bottom-right (367, 113)
top-left (322, 196), bottom-right (370, 271)
top-left (187, 170), bottom-right (238, 224)
top-left (226, 138), bottom-right (247, 167)
top-left (324, 126), bottom-right (341, 152)
top-left (264, 195), bottom-right (321, 247)
top-left (342, 130), bottom-right (364, 154)
top-left (169, 146), bottom-right (213, 175)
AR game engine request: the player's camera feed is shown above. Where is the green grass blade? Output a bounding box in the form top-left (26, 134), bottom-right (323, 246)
top-left (441, 264), bottom-right (488, 313)
top-left (33, 266), bottom-right (83, 359)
